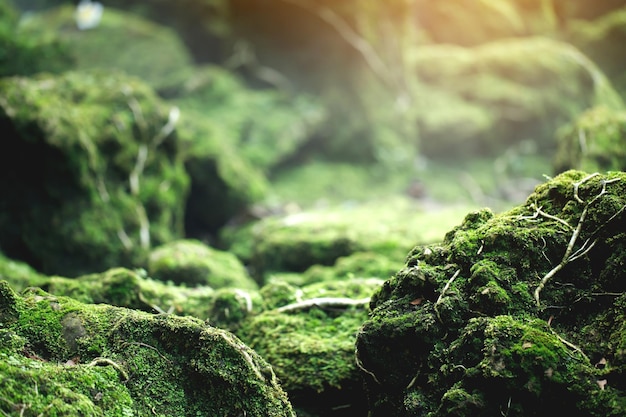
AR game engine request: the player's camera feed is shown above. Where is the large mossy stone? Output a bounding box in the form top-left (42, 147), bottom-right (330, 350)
top-left (413, 37), bottom-right (623, 158)
top-left (0, 70), bottom-right (189, 276)
top-left (356, 170), bottom-right (626, 416)
top-left (554, 106), bottom-right (626, 173)
top-left (0, 281), bottom-right (295, 416)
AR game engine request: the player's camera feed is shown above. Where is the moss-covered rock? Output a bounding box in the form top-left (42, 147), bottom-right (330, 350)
top-left (0, 281), bottom-right (295, 416)
top-left (147, 239), bottom-right (257, 289)
top-left (412, 37), bottom-right (623, 157)
top-left (554, 106), bottom-right (626, 173)
top-left (0, 70), bottom-right (189, 276)
top-left (238, 277), bottom-right (383, 417)
top-left (17, 4), bottom-right (195, 92)
top-left (356, 170), bottom-right (626, 416)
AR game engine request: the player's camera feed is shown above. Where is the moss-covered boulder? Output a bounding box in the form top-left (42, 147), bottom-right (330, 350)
top-left (17, 4), bottom-right (195, 92)
top-left (0, 70), bottom-right (189, 276)
top-left (554, 106), bottom-right (626, 174)
top-left (413, 37), bottom-right (623, 157)
top-left (238, 277), bottom-right (383, 417)
top-left (222, 198), bottom-right (470, 282)
top-left (0, 0), bottom-right (72, 77)
top-left (356, 170), bottom-right (626, 416)
top-left (147, 239), bottom-right (257, 289)
top-left (0, 281), bottom-right (295, 416)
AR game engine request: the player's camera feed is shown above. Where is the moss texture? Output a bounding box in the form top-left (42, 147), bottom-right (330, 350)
top-left (147, 239), bottom-right (257, 289)
top-left (356, 170), bottom-right (626, 416)
top-left (0, 70), bottom-right (189, 277)
top-left (554, 106), bottom-right (626, 174)
top-left (0, 281), bottom-right (295, 416)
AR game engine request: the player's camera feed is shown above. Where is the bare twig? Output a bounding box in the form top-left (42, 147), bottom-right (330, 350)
top-left (434, 269), bottom-right (461, 321)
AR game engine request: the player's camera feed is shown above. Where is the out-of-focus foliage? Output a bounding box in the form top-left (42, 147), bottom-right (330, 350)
top-left (0, 0), bottom-right (72, 76)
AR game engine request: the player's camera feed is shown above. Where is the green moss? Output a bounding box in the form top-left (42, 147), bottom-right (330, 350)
top-left (357, 171), bottom-right (626, 416)
top-left (0, 281), bottom-right (295, 416)
top-left (0, 71), bottom-right (189, 276)
top-left (147, 239), bottom-right (257, 289)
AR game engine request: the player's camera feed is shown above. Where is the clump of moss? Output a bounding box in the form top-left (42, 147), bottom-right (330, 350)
top-left (356, 170), bottom-right (626, 416)
top-left (0, 281), bottom-right (295, 416)
top-left (0, 70), bottom-right (189, 276)
top-left (147, 239), bottom-right (257, 289)
top-left (554, 106), bottom-right (626, 174)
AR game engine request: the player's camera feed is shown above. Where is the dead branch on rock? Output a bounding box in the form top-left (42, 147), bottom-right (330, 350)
top-left (531, 174), bottom-right (622, 306)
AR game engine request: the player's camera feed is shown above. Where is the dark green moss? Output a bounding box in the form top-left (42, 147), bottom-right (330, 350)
top-left (357, 171), bottom-right (626, 416)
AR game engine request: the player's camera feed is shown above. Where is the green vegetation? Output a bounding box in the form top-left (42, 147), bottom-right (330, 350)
top-left (357, 171), bottom-right (626, 416)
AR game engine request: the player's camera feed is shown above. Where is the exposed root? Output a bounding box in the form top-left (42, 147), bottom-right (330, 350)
top-left (355, 344), bottom-right (380, 384)
top-left (87, 357), bottom-right (129, 381)
top-left (434, 269), bottom-right (461, 322)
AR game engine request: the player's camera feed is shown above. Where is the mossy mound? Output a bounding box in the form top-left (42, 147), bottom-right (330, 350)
top-left (0, 251), bottom-right (49, 292)
top-left (554, 106), bottom-right (626, 173)
top-left (222, 198), bottom-right (471, 283)
top-left (413, 37), bottom-right (623, 157)
top-left (147, 239), bottom-right (257, 289)
top-left (356, 170), bottom-right (626, 416)
top-left (17, 4), bottom-right (195, 91)
top-left (0, 70), bottom-right (189, 276)
top-left (0, 281), bottom-right (295, 416)
top-left (238, 277), bottom-right (383, 417)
